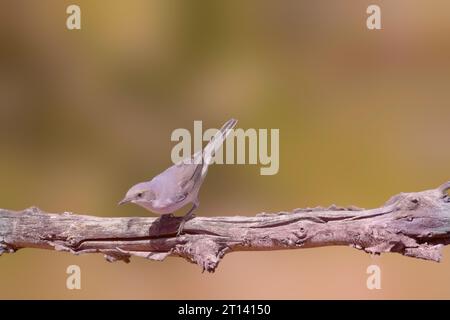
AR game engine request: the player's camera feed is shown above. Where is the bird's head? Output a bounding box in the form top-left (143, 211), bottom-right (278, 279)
top-left (118, 181), bottom-right (155, 206)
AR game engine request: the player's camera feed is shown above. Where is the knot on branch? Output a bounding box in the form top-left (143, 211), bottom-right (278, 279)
top-left (174, 237), bottom-right (226, 272)
top-left (385, 182), bottom-right (450, 213)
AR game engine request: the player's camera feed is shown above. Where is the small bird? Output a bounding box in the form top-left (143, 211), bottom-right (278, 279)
top-left (119, 118), bottom-right (238, 235)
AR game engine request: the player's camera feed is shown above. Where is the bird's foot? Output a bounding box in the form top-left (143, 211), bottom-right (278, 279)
top-left (176, 221), bottom-right (185, 237)
top-left (176, 212), bottom-right (196, 236)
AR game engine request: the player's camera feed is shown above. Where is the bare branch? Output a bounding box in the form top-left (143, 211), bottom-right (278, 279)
top-left (1, 181), bottom-right (449, 272)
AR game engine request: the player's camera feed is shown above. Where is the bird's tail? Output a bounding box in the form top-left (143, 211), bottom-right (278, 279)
top-left (202, 118), bottom-right (238, 167)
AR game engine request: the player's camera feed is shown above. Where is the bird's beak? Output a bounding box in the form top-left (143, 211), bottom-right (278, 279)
top-left (118, 197), bottom-right (131, 206)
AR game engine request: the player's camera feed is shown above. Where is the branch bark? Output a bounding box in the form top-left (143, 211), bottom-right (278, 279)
top-left (1, 181), bottom-right (449, 272)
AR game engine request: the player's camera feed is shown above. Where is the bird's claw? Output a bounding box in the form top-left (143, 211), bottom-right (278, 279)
top-left (176, 212), bottom-right (196, 236)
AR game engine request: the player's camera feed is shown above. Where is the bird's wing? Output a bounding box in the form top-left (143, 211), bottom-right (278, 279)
top-left (167, 192), bottom-right (188, 204)
top-left (159, 119), bottom-right (237, 204)
top-left (165, 160), bottom-right (204, 194)
top-left (163, 164), bottom-right (198, 206)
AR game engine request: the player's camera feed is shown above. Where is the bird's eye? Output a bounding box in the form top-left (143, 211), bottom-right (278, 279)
top-left (137, 192), bottom-right (143, 198)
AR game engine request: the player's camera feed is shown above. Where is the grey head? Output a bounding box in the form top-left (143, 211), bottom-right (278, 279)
top-left (118, 181), bottom-right (155, 210)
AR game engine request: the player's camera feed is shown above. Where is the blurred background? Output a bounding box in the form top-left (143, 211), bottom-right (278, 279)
top-left (1, 0), bottom-right (450, 299)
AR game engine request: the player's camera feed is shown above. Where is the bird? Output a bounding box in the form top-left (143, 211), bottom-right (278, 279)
top-left (119, 118), bottom-right (238, 235)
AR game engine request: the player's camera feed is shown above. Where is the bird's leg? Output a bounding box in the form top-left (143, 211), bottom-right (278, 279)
top-left (177, 203), bottom-right (198, 236)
